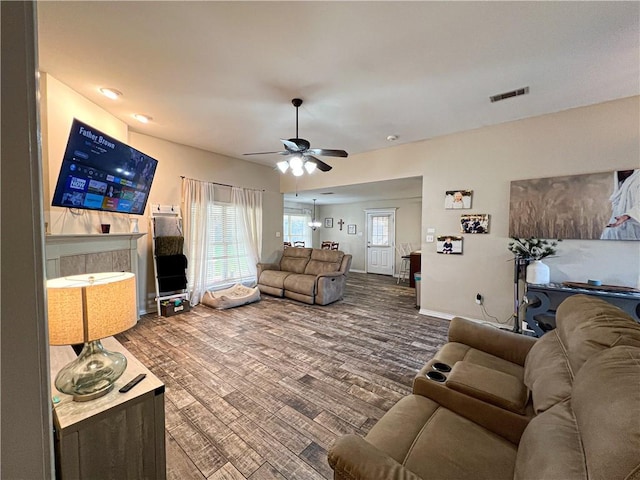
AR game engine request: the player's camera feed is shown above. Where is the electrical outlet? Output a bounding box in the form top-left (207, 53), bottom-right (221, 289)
top-left (475, 293), bottom-right (483, 305)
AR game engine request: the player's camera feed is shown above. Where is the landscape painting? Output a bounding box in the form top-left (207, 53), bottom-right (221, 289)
top-left (509, 169), bottom-right (638, 240)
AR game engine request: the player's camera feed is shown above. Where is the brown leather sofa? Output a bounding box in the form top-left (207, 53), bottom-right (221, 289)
top-left (257, 247), bottom-right (352, 305)
top-left (328, 295), bottom-right (640, 479)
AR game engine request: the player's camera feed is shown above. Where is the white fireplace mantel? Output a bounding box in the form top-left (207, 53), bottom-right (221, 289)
top-left (44, 233), bottom-right (146, 280)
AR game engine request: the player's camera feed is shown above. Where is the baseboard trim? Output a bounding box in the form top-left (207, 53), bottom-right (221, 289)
top-left (350, 269), bottom-right (366, 274)
top-left (419, 309), bottom-right (454, 321)
top-left (418, 308), bottom-right (510, 330)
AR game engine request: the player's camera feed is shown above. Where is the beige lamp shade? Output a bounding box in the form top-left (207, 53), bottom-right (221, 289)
top-left (47, 272), bottom-right (137, 345)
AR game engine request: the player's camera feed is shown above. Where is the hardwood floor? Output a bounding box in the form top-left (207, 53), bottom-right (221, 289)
top-left (116, 272), bottom-right (449, 479)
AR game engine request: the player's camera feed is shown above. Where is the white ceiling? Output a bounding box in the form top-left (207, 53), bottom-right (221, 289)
top-left (37, 1), bottom-right (639, 204)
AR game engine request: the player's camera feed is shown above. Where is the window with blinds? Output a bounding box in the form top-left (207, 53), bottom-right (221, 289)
top-left (202, 202), bottom-right (255, 289)
top-left (283, 213), bottom-right (312, 246)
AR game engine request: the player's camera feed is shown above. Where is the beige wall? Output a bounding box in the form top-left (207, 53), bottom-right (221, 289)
top-left (42, 74), bottom-right (131, 235)
top-left (317, 198), bottom-right (422, 272)
top-left (40, 74), bottom-right (283, 313)
top-left (282, 96), bottom-right (640, 324)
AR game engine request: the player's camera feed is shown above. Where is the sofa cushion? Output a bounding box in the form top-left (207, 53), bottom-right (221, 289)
top-left (517, 346), bottom-right (640, 480)
top-left (524, 330), bottom-right (573, 414)
top-left (259, 270), bottom-right (293, 289)
top-left (366, 395), bottom-right (517, 480)
top-left (571, 346), bottom-right (640, 480)
top-left (514, 400), bottom-right (586, 480)
top-left (279, 247), bottom-right (312, 274)
top-left (304, 249), bottom-right (344, 275)
top-left (555, 294), bottom-right (640, 374)
top-left (283, 273), bottom-right (316, 296)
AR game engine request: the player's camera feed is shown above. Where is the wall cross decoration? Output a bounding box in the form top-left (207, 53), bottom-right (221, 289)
top-left (337, 219), bottom-right (345, 231)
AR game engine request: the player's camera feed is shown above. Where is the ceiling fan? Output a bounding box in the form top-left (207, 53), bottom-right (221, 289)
top-left (244, 98), bottom-right (348, 175)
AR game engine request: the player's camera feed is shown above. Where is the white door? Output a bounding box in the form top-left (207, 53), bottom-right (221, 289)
top-left (366, 210), bottom-right (395, 276)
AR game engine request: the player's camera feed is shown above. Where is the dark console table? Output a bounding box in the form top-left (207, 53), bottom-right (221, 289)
top-left (524, 283), bottom-right (640, 337)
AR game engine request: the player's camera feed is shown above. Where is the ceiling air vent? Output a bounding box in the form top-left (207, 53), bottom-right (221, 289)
top-left (490, 86), bottom-right (529, 103)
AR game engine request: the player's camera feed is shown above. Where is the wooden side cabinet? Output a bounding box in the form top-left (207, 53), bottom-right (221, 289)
top-left (409, 251), bottom-right (421, 288)
top-left (50, 337), bottom-right (166, 479)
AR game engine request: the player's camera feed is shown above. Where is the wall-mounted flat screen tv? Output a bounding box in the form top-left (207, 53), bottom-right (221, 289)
top-left (51, 119), bottom-right (158, 215)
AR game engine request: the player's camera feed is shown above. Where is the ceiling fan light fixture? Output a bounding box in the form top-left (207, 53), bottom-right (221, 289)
top-left (244, 98), bottom-right (346, 175)
top-left (276, 160), bottom-right (289, 173)
top-left (304, 161), bottom-right (317, 174)
top-left (289, 155), bottom-right (304, 170)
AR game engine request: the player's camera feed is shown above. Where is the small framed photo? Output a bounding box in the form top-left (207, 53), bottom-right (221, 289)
top-left (460, 213), bottom-right (490, 234)
top-left (444, 190), bottom-right (473, 209)
top-left (347, 224), bottom-right (357, 235)
top-left (437, 235), bottom-right (463, 254)
top-left (324, 218), bottom-right (333, 228)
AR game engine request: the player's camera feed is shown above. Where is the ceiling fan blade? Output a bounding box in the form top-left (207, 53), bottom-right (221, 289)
top-left (307, 155), bottom-right (332, 172)
top-left (308, 148), bottom-right (348, 158)
top-left (243, 151), bottom-right (288, 156)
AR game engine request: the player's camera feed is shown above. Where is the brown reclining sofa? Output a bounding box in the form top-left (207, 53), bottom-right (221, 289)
top-left (329, 295), bottom-right (640, 480)
top-left (257, 247), bottom-right (352, 305)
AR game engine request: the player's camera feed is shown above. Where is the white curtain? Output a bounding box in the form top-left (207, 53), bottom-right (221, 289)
top-left (181, 177), bottom-right (215, 305)
top-left (232, 186), bottom-right (262, 282)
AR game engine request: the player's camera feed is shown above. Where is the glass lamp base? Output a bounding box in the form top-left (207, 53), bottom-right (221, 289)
top-left (55, 340), bottom-right (127, 402)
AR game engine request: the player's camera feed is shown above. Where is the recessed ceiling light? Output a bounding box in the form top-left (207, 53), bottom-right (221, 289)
top-left (99, 88), bottom-right (122, 100)
top-left (386, 135), bottom-right (398, 141)
top-left (133, 114), bottom-right (152, 124)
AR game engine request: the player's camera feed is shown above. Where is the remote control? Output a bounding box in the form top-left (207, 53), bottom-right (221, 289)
top-left (119, 373), bottom-right (146, 393)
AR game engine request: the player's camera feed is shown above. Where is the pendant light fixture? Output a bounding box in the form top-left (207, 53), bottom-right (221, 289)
top-left (308, 199), bottom-right (321, 230)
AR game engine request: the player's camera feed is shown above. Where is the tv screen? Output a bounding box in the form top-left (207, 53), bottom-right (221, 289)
top-left (51, 119), bottom-right (158, 215)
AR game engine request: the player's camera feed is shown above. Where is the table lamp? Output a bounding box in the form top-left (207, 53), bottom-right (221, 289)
top-left (47, 272), bottom-right (137, 402)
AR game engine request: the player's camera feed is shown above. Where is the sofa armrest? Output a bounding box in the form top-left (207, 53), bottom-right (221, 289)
top-left (413, 360), bottom-right (532, 445)
top-left (446, 361), bottom-right (528, 414)
top-left (339, 254), bottom-right (353, 275)
top-left (315, 274), bottom-right (347, 305)
top-left (256, 262), bottom-right (279, 280)
top-left (328, 435), bottom-right (422, 480)
top-left (317, 271), bottom-right (344, 279)
top-left (448, 317), bottom-right (537, 366)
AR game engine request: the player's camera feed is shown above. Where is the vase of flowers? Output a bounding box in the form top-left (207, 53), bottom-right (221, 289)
top-left (508, 237), bottom-right (561, 284)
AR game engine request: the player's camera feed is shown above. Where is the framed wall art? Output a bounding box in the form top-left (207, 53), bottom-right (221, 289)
top-left (460, 213), bottom-right (490, 234)
top-left (509, 169), bottom-right (639, 240)
top-left (444, 190), bottom-right (472, 209)
top-left (347, 224), bottom-right (357, 235)
top-left (324, 218), bottom-right (333, 228)
top-left (437, 235), bottom-right (463, 254)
